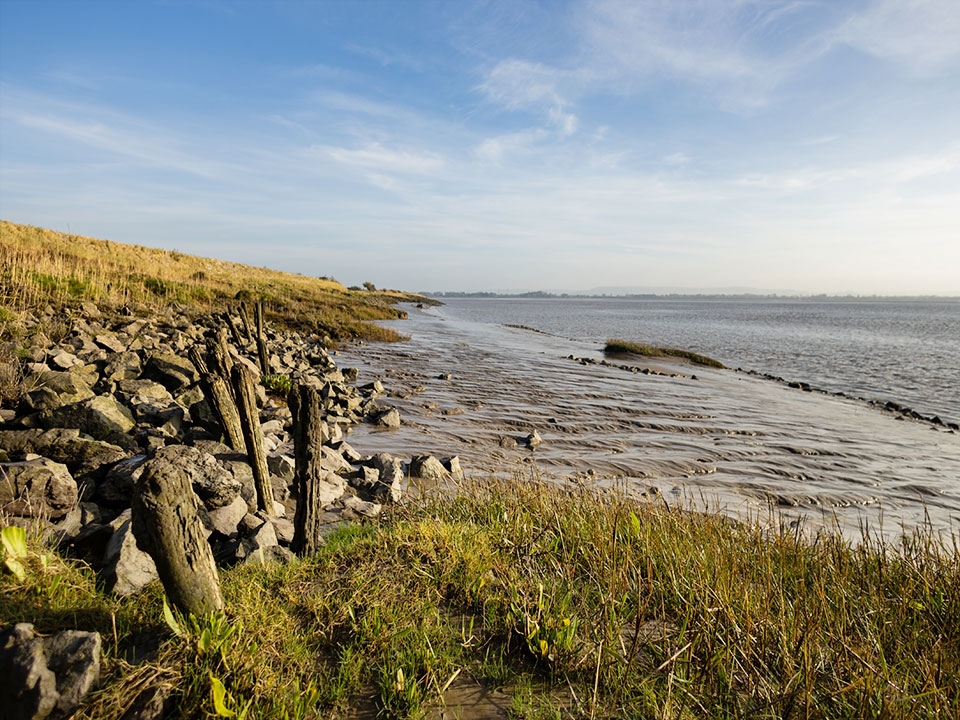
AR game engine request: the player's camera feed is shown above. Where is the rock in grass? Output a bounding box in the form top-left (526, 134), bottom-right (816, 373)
top-left (0, 623), bottom-right (102, 720)
top-left (0, 457), bottom-right (78, 521)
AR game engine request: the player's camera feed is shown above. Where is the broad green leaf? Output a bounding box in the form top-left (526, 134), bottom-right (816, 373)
top-left (4, 557), bottom-right (26, 582)
top-left (2, 526), bottom-right (28, 559)
top-left (162, 597), bottom-right (184, 638)
top-left (210, 674), bottom-right (235, 717)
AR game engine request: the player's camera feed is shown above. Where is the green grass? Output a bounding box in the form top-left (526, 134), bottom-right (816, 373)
top-left (605, 338), bottom-right (726, 368)
top-left (3, 475), bottom-right (957, 719)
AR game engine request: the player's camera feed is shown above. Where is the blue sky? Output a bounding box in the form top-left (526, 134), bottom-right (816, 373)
top-left (1, 0), bottom-right (958, 295)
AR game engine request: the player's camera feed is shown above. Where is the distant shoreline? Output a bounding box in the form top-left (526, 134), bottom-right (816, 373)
top-left (426, 291), bottom-right (960, 302)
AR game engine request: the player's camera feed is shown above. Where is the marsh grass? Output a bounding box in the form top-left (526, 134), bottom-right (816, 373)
top-left (3, 474), bottom-right (957, 719)
top-left (605, 338), bottom-right (725, 369)
top-left (0, 221), bottom-right (422, 343)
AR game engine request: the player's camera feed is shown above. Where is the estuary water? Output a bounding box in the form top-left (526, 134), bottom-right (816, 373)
top-left (337, 298), bottom-right (960, 541)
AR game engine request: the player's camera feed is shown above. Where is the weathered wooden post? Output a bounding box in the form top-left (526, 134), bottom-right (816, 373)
top-left (132, 449), bottom-right (223, 615)
top-left (222, 311), bottom-right (244, 347)
top-left (189, 346), bottom-right (245, 451)
top-left (238, 301), bottom-right (253, 343)
top-left (231, 363), bottom-right (275, 515)
top-left (208, 329), bottom-right (235, 382)
top-left (289, 383), bottom-right (327, 556)
top-left (254, 299), bottom-right (270, 376)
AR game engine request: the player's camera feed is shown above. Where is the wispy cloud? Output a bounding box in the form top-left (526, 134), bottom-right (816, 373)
top-left (317, 142), bottom-right (445, 175)
top-left (0, 89), bottom-right (233, 179)
top-left (835, 0), bottom-right (960, 74)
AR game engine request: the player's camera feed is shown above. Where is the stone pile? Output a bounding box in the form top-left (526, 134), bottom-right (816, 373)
top-left (1, 302), bottom-right (461, 596)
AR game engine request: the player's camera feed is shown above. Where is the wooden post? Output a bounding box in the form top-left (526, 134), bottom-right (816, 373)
top-left (132, 451), bottom-right (223, 616)
top-left (290, 383), bottom-right (327, 556)
top-left (207, 330), bottom-right (234, 385)
top-left (254, 299), bottom-right (270, 375)
top-left (231, 363), bottom-right (274, 515)
top-left (223, 312), bottom-right (244, 348)
top-left (190, 347), bottom-right (245, 451)
top-left (238, 302), bottom-right (253, 343)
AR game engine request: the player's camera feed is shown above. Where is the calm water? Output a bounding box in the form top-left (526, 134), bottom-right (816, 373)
top-left (337, 298), bottom-right (960, 540)
top-left (439, 297), bottom-right (960, 427)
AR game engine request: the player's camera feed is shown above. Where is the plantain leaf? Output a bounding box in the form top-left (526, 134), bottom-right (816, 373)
top-left (211, 674), bottom-right (236, 717)
top-left (162, 597), bottom-right (184, 638)
top-left (2, 526), bottom-right (28, 559)
top-left (4, 557), bottom-right (26, 582)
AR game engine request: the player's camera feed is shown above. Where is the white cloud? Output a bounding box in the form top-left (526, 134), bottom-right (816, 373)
top-left (318, 142), bottom-right (445, 175)
top-left (836, 0), bottom-right (960, 74)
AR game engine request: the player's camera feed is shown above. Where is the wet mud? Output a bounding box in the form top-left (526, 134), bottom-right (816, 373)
top-left (337, 307), bottom-right (960, 542)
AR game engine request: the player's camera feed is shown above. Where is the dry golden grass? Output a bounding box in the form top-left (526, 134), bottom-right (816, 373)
top-left (0, 220), bottom-right (424, 342)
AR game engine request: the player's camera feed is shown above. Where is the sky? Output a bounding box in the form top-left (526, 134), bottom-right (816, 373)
top-left (1, 0), bottom-right (958, 295)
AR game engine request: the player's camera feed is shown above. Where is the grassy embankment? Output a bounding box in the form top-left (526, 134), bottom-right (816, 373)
top-left (604, 339), bottom-right (725, 369)
top-left (0, 220), bottom-right (426, 343)
top-left (3, 477), bottom-right (958, 719)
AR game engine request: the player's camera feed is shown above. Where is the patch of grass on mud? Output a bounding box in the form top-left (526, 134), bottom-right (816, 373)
top-left (605, 338), bottom-right (725, 368)
top-left (4, 475), bottom-right (958, 719)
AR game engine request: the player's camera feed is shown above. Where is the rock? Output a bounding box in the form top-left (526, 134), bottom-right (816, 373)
top-left (364, 453), bottom-right (404, 503)
top-left (266, 452), bottom-right (295, 481)
top-left (36, 370), bottom-right (96, 404)
top-left (341, 494), bottom-right (382, 519)
top-left (498, 435), bottom-right (518, 449)
top-left (18, 386), bottom-right (63, 414)
top-left (242, 545), bottom-right (294, 565)
top-left (206, 495), bottom-right (248, 536)
top-left (373, 407), bottom-right (401, 429)
top-left (115, 379), bottom-right (173, 406)
top-left (409, 455), bottom-right (448, 482)
top-left (319, 445), bottom-right (353, 474)
top-left (41, 629), bottom-right (102, 718)
top-left (0, 623), bottom-right (56, 720)
top-left (152, 445), bottom-right (241, 510)
top-left (445, 456), bottom-right (464, 479)
top-left (93, 332), bottom-right (126, 353)
top-left (50, 350), bottom-right (82, 370)
top-left (360, 380), bottom-right (384, 396)
top-left (143, 353), bottom-right (199, 393)
top-left (0, 623), bottom-right (102, 720)
top-left (1, 457), bottom-right (78, 520)
top-left (267, 515), bottom-right (296, 545)
top-left (102, 513), bottom-right (159, 596)
top-left (97, 455), bottom-right (149, 507)
top-left (45, 395), bottom-right (135, 442)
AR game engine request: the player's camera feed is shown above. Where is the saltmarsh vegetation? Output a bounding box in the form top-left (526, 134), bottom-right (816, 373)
top-left (0, 220), bottom-right (427, 344)
top-left (605, 338), bottom-right (725, 369)
top-left (3, 476), bottom-right (957, 719)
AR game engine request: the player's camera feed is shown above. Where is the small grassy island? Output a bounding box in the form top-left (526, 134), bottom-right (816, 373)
top-left (2, 222), bottom-right (957, 719)
top-left (604, 339), bottom-right (726, 369)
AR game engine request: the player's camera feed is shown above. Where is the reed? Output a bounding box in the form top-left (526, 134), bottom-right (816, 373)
top-left (3, 474), bottom-right (956, 719)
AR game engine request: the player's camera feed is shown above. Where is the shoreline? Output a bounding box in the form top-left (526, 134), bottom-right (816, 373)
top-left (336, 304), bottom-right (960, 542)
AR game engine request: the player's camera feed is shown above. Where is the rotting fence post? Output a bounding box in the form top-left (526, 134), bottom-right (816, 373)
top-left (254, 299), bottom-right (270, 376)
top-left (231, 363), bottom-right (275, 515)
top-left (289, 383), bottom-right (327, 556)
top-left (189, 346), bottom-right (245, 452)
top-left (132, 452), bottom-right (224, 616)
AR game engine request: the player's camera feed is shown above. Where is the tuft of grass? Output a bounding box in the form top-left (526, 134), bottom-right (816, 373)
top-left (605, 337), bottom-right (726, 368)
top-left (0, 220), bottom-right (428, 345)
top-left (3, 474), bottom-right (958, 719)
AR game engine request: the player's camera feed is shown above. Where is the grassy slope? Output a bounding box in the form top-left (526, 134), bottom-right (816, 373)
top-left (3, 478), bottom-right (958, 719)
top-left (0, 220), bottom-right (429, 343)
